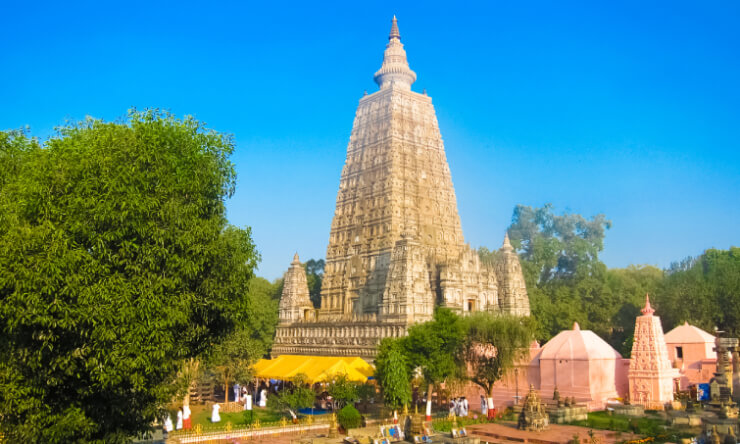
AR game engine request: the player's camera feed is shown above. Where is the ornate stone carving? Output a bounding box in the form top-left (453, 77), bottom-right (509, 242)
top-left (517, 384), bottom-right (549, 431)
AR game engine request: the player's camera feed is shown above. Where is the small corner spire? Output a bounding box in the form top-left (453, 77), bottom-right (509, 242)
top-left (502, 232), bottom-right (514, 251)
top-left (389, 15), bottom-right (401, 41)
top-left (573, 321), bottom-right (580, 331)
top-left (641, 293), bottom-right (655, 316)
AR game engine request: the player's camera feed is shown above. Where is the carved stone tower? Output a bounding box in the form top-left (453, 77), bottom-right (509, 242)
top-left (497, 234), bottom-right (531, 316)
top-left (272, 17), bottom-right (531, 359)
top-left (278, 253), bottom-right (314, 324)
top-left (321, 16), bottom-right (466, 320)
top-left (628, 294), bottom-right (679, 409)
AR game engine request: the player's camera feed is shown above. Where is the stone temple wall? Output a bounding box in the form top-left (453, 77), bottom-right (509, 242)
top-left (273, 319), bottom-right (407, 360)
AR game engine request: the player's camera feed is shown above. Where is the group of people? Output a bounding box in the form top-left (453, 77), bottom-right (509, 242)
top-left (449, 397), bottom-right (469, 417)
top-left (162, 405), bottom-right (192, 436)
top-left (233, 382), bottom-right (270, 409)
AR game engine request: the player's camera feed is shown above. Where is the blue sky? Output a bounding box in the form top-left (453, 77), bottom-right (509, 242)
top-left (1, 1), bottom-right (738, 280)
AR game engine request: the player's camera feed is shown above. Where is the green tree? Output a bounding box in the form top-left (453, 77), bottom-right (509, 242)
top-left (657, 248), bottom-right (740, 336)
top-left (0, 112), bottom-right (259, 443)
top-left (245, 277), bottom-right (280, 351)
top-left (304, 258), bottom-right (325, 308)
top-left (326, 373), bottom-right (359, 411)
top-left (210, 326), bottom-right (266, 405)
top-left (176, 357), bottom-right (202, 408)
top-left (462, 313), bottom-right (536, 418)
top-left (267, 374), bottom-right (315, 420)
top-left (508, 203), bottom-right (611, 283)
top-left (375, 339), bottom-right (412, 418)
top-left (403, 308), bottom-right (466, 418)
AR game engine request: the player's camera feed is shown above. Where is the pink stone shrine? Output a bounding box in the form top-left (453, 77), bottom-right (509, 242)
top-left (628, 294), bottom-right (680, 409)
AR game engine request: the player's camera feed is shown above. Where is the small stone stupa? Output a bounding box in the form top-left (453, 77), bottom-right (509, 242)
top-left (518, 385), bottom-right (549, 431)
top-left (628, 294), bottom-right (679, 409)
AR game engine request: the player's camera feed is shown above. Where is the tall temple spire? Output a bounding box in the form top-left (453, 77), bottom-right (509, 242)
top-left (374, 16), bottom-right (417, 90)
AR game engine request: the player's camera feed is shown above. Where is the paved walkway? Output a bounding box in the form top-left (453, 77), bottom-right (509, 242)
top-left (467, 421), bottom-right (640, 444)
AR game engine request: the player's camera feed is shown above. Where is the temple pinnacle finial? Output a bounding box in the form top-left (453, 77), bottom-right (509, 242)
top-left (573, 321), bottom-right (580, 331)
top-left (641, 293), bottom-right (655, 316)
top-left (374, 16), bottom-right (416, 90)
top-left (292, 252), bottom-right (300, 264)
top-left (389, 15), bottom-right (400, 40)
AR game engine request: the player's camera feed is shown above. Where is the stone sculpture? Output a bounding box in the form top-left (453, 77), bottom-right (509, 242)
top-left (518, 384), bottom-right (549, 431)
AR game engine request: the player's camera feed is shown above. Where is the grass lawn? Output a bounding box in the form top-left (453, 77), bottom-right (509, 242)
top-left (168, 404), bottom-right (287, 431)
top-left (569, 411), bottom-right (696, 443)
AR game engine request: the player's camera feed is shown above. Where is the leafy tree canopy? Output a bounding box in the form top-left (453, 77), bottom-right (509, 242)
top-left (326, 373), bottom-right (359, 411)
top-left (656, 247), bottom-right (740, 337)
top-left (0, 111), bottom-right (259, 443)
top-left (402, 308), bottom-right (466, 386)
top-left (267, 374), bottom-right (315, 418)
top-left (508, 203), bottom-right (611, 283)
top-left (462, 313), bottom-right (536, 397)
top-left (374, 338), bottom-right (412, 411)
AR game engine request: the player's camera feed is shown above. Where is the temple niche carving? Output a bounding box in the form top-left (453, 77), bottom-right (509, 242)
top-left (272, 17), bottom-right (530, 359)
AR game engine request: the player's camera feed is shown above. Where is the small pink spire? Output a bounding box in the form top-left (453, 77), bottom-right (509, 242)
top-left (641, 293), bottom-right (655, 316)
top-left (573, 322), bottom-right (580, 331)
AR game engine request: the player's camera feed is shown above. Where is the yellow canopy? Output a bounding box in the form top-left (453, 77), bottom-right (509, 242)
top-left (253, 355), bottom-right (374, 384)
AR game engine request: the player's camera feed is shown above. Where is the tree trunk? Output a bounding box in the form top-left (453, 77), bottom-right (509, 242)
top-left (425, 383), bottom-right (434, 420)
top-left (224, 377), bottom-right (229, 405)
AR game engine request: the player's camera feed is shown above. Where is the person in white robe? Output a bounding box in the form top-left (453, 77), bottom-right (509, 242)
top-left (183, 404), bottom-right (192, 429)
top-left (164, 414), bottom-right (174, 433)
top-left (480, 395), bottom-right (487, 416)
top-left (234, 383), bottom-right (240, 403)
top-left (176, 409), bottom-right (183, 430)
top-left (461, 397), bottom-right (469, 416)
top-left (211, 403), bottom-right (221, 423)
top-left (259, 388), bottom-right (267, 407)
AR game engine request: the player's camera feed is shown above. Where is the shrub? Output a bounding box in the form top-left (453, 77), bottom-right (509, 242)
top-left (337, 405), bottom-right (362, 431)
